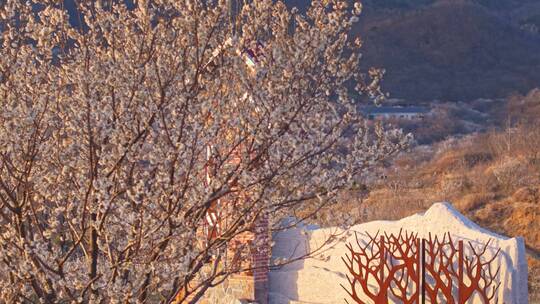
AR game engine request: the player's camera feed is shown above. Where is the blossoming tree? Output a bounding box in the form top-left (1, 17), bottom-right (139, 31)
top-left (0, 0), bottom-right (409, 302)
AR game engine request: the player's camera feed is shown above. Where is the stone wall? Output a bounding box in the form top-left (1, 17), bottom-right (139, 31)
top-left (198, 275), bottom-right (255, 304)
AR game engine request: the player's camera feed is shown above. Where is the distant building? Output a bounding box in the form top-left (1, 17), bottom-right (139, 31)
top-left (360, 105), bottom-right (430, 120)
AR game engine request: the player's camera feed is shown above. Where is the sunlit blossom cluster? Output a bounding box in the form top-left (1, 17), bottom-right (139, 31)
top-left (0, 0), bottom-right (410, 302)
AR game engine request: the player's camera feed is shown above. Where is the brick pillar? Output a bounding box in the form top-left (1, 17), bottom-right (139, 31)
top-left (192, 143), bottom-right (270, 303)
top-left (188, 213), bottom-right (270, 304)
top-left (224, 213), bottom-right (270, 304)
top-left (251, 213), bottom-right (270, 304)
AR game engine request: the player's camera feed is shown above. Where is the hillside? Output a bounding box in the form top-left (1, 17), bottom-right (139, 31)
top-left (356, 0), bottom-right (540, 101)
top-left (287, 0), bottom-right (540, 102)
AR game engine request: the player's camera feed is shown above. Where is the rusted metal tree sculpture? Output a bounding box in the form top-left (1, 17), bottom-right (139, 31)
top-left (458, 240), bottom-right (501, 303)
top-left (342, 231), bottom-right (388, 304)
top-left (385, 231), bottom-right (421, 304)
top-left (343, 231), bottom-right (501, 304)
top-left (341, 230), bottom-right (421, 304)
top-left (423, 233), bottom-right (459, 303)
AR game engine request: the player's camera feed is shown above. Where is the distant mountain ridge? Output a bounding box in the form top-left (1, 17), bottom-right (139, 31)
top-left (288, 0), bottom-right (540, 101)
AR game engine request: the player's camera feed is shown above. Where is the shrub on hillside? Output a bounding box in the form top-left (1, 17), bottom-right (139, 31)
top-left (512, 187), bottom-right (540, 204)
top-left (439, 174), bottom-right (470, 198)
top-left (461, 151), bottom-right (493, 167)
top-left (455, 192), bottom-right (496, 212)
top-left (488, 157), bottom-right (532, 194)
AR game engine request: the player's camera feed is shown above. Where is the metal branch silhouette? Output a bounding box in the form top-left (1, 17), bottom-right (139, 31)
top-left (343, 230), bottom-right (501, 303)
